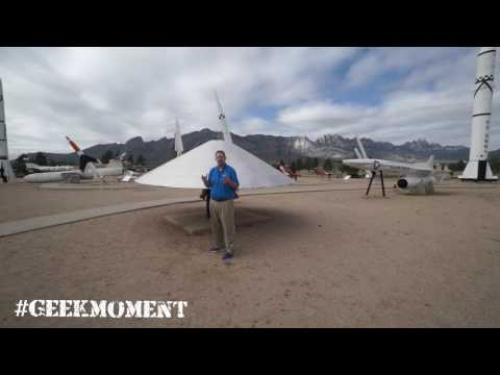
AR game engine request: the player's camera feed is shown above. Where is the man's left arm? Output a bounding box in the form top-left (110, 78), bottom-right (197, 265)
top-left (224, 168), bottom-right (239, 190)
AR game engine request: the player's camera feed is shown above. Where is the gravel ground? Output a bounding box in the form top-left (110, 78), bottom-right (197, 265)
top-left (1, 177), bottom-right (499, 327)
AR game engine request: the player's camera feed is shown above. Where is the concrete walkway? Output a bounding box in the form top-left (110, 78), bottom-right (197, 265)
top-left (0, 184), bottom-right (352, 238)
top-left (0, 180), bottom-right (488, 238)
top-left (0, 197), bottom-right (200, 238)
top-left (15, 177), bottom-right (472, 239)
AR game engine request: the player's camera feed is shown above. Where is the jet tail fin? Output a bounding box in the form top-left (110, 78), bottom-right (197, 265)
top-left (66, 136), bottom-right (83, 155)
top-left (79, 154), bottom-right (98, 172)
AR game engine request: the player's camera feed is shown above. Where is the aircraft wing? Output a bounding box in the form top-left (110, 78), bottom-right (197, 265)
top-left (343, 158), bottom-right (433, 177)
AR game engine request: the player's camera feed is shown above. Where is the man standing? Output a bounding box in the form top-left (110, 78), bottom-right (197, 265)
top-left (0, 164), bottom-right (6, 183)
top-left (202, 150), bottom-right (239, 261)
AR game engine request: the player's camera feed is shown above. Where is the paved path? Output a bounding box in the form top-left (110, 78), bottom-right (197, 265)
top-left (0, 197), bottom-right (200, 238)
top-left (0, 184), bottom-right (349, 238)
top-left (0, 181), bottom-right (491, 238)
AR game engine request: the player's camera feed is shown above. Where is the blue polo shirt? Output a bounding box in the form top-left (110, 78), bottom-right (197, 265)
top-left (208, 163), bottom-right (239, 201)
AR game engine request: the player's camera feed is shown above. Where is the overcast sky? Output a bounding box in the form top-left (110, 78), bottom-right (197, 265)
top-left (1, 47), bottom-right (499, 157)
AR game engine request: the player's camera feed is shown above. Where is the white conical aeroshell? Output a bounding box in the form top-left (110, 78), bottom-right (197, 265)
top-left (136, 139), bottom-right (293, 189)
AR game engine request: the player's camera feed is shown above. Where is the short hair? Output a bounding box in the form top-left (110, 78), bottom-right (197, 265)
top-left (215, 150), bottom-right (226, 158)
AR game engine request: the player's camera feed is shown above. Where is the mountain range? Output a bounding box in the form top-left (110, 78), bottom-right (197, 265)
top-left (24, 128), bottom-right (500, 169)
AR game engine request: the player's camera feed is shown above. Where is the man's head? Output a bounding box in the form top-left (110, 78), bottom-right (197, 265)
top-left (215, 150), bottom-right (226, 167)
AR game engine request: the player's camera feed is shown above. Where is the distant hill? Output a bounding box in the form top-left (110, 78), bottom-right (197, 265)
top-left (22, 128), bottom-right (492, 169)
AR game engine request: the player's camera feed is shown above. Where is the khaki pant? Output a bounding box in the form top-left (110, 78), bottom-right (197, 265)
top-left (210, 199), bottom-right (236, 254)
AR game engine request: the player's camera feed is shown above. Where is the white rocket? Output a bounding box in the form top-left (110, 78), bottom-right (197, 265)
top-left (460, 47), bottom-right (498, 181)
top-left (214, 91), bottom-right (232, 144)
top-left (0, 79), bottom-right (14, 181)
top-left (174, 118), bottom-right (184, 157)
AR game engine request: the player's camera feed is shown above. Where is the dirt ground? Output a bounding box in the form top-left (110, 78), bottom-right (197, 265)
top-left (1, 177), bottom-right (499, 327)
top-left (0, 179), bottom-right (195, 223)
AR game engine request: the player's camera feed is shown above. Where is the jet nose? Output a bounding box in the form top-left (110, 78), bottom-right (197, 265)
top-left (342, 159), bottom-right (362, 166)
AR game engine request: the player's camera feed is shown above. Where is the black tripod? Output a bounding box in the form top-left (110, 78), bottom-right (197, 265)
top-left (365, 169), bottom-right (386, 197)
top-left (200, 188), bottom-right (211, 218)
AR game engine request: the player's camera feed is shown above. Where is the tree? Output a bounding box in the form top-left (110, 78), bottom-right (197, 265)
top-left (331, 160), bottom-right (343, 172)
top-left (304, 157), bottom-right (314, 170)
top-left (312, 158), bottom-right (319, 168)
top-left (296, 158), bottom-right (304, 171)
top-left (126, 154), bottom-right (134, 164)
top-left (323, 158), bottom-right (333, 171)
top-left (34, 152), bottom-right (48, 166)
top-left (12, 154), bottom-right (28, 176)
top-left (448, 160), bottom-right (466, 172)
top-left (136, 154), bottom-right (146, 166)
top-left (101, 149), bottom-right (114, 164)
top-left (339, 163), bottom-right (360, 176)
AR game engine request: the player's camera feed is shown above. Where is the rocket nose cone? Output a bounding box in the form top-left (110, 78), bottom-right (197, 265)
top-left (342, 159), bottom-right (361, 165)
top-left (23, 174), bottom-right (35, 182)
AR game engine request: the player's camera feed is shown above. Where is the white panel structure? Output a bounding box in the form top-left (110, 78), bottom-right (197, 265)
top-left (136, 139), bottom-right (293, 189)
top-left (214, 91), bottom-right (232, 144)
top-left (174, 118), bottom-right (184, 157)
top-left (356, 137), bottom-right (368, 159)
top-left (0, 79), bottom-right (14, 181)
top-left (460, 47), bottom-right (498, 181)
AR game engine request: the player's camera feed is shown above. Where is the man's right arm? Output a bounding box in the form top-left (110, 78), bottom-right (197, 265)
top-left (202, 169), bottom-right (211, 188)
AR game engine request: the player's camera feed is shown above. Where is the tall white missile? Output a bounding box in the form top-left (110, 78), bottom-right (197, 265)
top-left (174, 118), bottom-right (184, 157)
top-left (214, 91), bottom-right (232, 144)
top-left (0, 79), bottom-right (14, 182)
top-left (460, 47), bottom-right (498, 181)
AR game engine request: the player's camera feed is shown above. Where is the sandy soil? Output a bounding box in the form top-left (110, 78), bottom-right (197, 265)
top-left (1, 177), bottom-right (499, 327)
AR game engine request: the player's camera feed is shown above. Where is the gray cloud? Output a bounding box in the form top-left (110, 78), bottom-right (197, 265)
top-left (1, 47), bottom-right (356, 156)
top-left (276, 47), bottom-right (500, 148)
top-left (1, 47), bottom-right (499, 157)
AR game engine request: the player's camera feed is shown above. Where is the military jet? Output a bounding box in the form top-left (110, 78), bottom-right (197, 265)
top-left (343, 138), bottom-right (436, 195)
top-left (24, 136), bottom-right (125, 183)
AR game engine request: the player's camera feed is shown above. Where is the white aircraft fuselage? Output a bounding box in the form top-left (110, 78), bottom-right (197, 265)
top-left (23, 165), bottom-right (123, 183)
top-left (25, 162), bottom-right (75, 173)
top-left (342, 157), bottom-right (436, 194)
top-left (23, 136), bottom-right (124, 183)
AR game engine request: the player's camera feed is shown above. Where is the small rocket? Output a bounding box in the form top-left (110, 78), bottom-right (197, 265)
top-left (0, 78), bottom-right (14, 182)
top-left (460, 47), bottom-right (498, 181)
top-left (174, 118), bottom-right (184, 157)
top-left (214, 91), bottom-right (233, 144)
